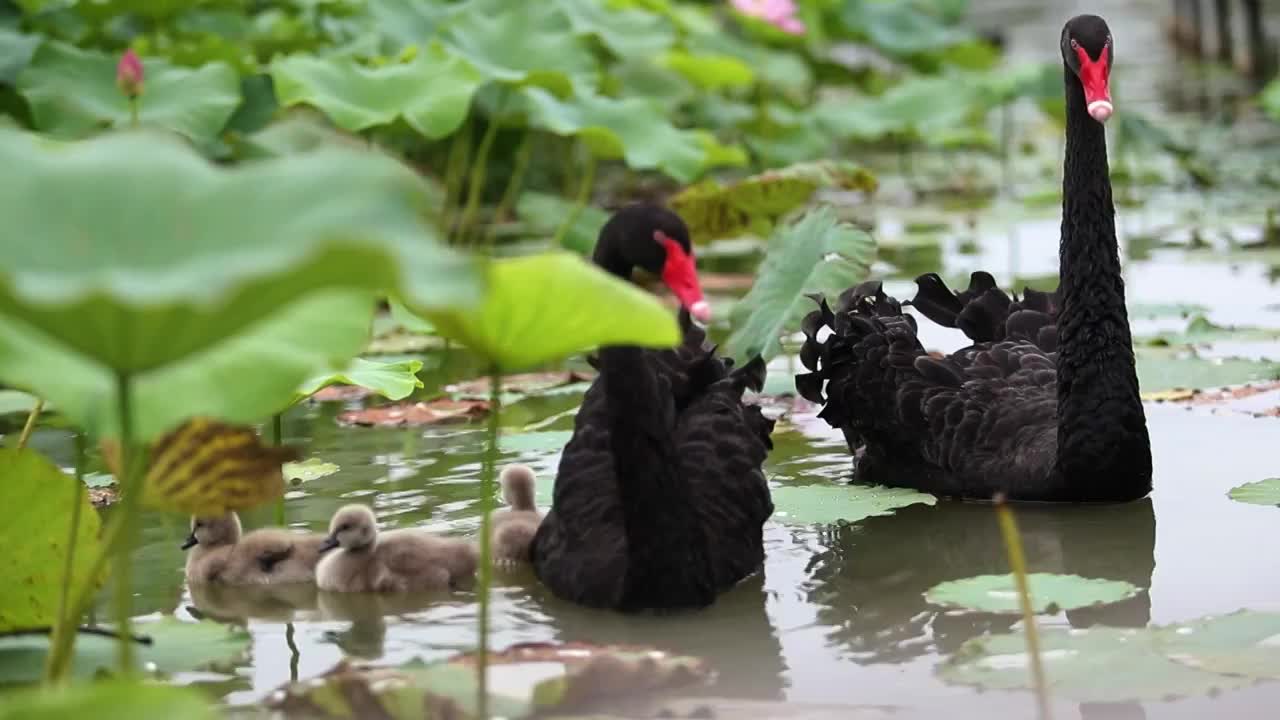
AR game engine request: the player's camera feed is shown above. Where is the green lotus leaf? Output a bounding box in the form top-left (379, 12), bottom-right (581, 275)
top-left (1127, 301), bottom-right (1210, 319)
top-left (521, 87), bottom-right (724, 182)
top-left (725, 208), bottom-right (875, 362)
top-left (659, 50), bottom-right (754, 90)
top-left (770, 483), bottom-right (935, 526)
top-left (1138, 314), bottom-right (1280, 347)
top-left (515, 191), bottom-right (609, 255)
top-left (1134, 350), bottom-right (1280, 393)
top-left (816, 75), bottom-right (980, 141)
top-left (0, 389), bottom-right (41, 416)
top-left (416, 252), bottom-right (680, 371)
top-left (839, 1), bottom-right (973, 57)
top-left (17, 41), bottom-right (240, 142)
top-left (441, 2), bottom-right (598, 95)
top-left (0, 681), bottom-right (217, 720)
top-left (1226, 478), bottom-right (1280, 507)
top-left (295, 357), bottom-right (425, 404)
top-left (683, 29), bottom-right (812, 102)
top-left (925, 573), bottom-right (1140, 614)
top-left (0, 448), bottom-right (103, 631)
top-left (1160, 610), bottom-right (1280, 680)
top-left (555, 0), bottom-right (676, 59)
top-left (0, 27), bottom-right (40, 84)
top-left (0, 617), bottom-right (250, 683)
top-left (1263, 77), bottom-right (1280, 122)
top-left (284, 458), bottom-right (341, 484)
top-left (271, 42), bottom-right (483, 138)
top-left (0, 127), bottom-right (480, 439)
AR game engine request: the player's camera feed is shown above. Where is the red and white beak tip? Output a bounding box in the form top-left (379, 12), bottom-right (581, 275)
top-left (689, 300), bottom-right (711, 324)
top-left (1087, 100), bottom-right (1113, 123)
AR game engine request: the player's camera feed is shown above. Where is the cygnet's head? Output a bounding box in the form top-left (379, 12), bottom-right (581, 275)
top-left (320, 504), bottom-right (378, 553)
top-left (499, 464), bottom-right (537, 511)
top-left (183, 512), bottom-right (242, 551)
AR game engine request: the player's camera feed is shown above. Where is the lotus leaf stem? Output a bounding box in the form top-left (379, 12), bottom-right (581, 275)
top-left (475, 367), bottom-right (502, 718)
top-left (286, 621), bottom-right (300, 683)
top-left (272, 413), bottom-right (285, 525)
top-left (553, 149), bottom-right (596, 248)
top-left (111, 371), bottom-right (144, 674)
top-left (458, 108), bottom-right (505, 246)
top-left (995, 495), bottom-right (1051, 720)
top-left (44, 432), bottom-right (86, 684)
top-left (485, 131), bottom-right (532, 248)
top-left (16, 398), bottom-right (43, 450)
top-left (442, 118), bottom-right (473, 239)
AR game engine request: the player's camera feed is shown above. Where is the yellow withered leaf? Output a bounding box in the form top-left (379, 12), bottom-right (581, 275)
top-left (101, 418), bottom-right (298, 516)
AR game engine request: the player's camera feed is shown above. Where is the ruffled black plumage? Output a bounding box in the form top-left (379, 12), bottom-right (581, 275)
top-left (531, 310), bottom-right (775, 611)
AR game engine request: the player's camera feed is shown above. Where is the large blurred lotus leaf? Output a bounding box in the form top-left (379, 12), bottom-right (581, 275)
top-left (100, 417), bottom-right (296, 515)
top-left (726, 208), bottom-right (875, 362)
top-left (515, 191), bottom-right (608, 255)
top-left (442, 2), bottom-right (598, 95)
top-left (1160, 610), bottom-right (1280, 680)
top-left (294, 357), bottom-right (425, 404)
top-left (840, 1), bottom-right (973, 57)
top-left (0, 448), bottom-right (103, 631)
top-left (816, 75), bottom-right (978, 141)
top-left (416, 252), bottom-right (680, 371)
top-left (17, 41), bottom-right (240, 142)
top-left (939, 618), bottom-right (1254, 702)
top-left (672, 160), bottom-right (878, 242)
top-left (521, 87), bottom-right (718, 183)
top-left (0, 681), bottom-right (217, 720)
top-left (0, 388), bottom-right (41, 416)
top-left (0, 617), bottom-right (251, 684)
top-left (555, 0), bottom-right (676, 59)
top-left (770, 483), bottom-right (935, 526)
top-left (1138, 314), bottom-right (1280, 347)
top-left (0, 128), bottom-right (480, 438)
top-left (1134, 350), bottom-right (1280, 394)
top-left (367, 0), bottom-right (461, 52)
top-left (1227, 478), bottom-right (1280, 507)
top-left (925, 573), bottom-right (1140, 614)
top-left (232, 110), bottom-right (370, 159)
top-left (0, 27), bottom-right (40, 84)
top-left (659, 50), bottom-right (754, 90)
top-left (271, 42), bottom-right (483, 138)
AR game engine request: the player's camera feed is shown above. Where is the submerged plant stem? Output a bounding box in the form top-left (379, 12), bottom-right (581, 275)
top-left (272, 413), bottom-right (285, 526)
top-left (111, 372), bottom-right (143, 674)
top-left (485, 132), bottom-right (531, 248)
top-left (44, 432), bottom-right (87, 684)
top-left (17, 398), bottom-right (44, 450)
top-left (286, 622), bottom-right (300, 683)
top-left (995, 495), bottom-right (1051, 720)
top-left (457, 111), bottom-right (503, 246)
top-left (475, 367), bottom-right (502, 718)
top-left (553, 150), bottom-right (596, 248)
top-left (442, 119), bottom-right (473, 238)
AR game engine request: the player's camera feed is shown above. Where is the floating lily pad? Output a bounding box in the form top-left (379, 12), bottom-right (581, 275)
top-left (447, 371), bottom-right (594, 400)
top-left (101, 418), bottom-right (296, 516)
top-left (1135, 352), bottom-right (1280, 393)
top-left (337, 398), bottom-right (490, 427)
top-left (1139, 315), bottom-right (1280, 347)
top-left (284, 458), bottom-right (341, 484)
top-left (925, 573), bottom-right (1140, 614)
top-left (770, 483), bottom-right (935, 526)
top-left (0, 449), bottom-right (103, 631)
top-left (1226, 478), bottom-right (1280, 507)
top-left (271, 42), bottom-right (483, 139)
top-left (0, 128), bottom-right (479, 441)
top-left (0, 618), bottom-right (250, 684)
top-left (295, 358), bottom-right (425, 404)
top-left (18, 41), bottom-right (240, 143)
top-left (0, 681), bottom-right (217, 720)
top-left (1161, 610), bottom-right (1280, 680)
top-left (725, 208), bottom-right (875, 362)
top-left (416, 252), bottom-right (680, 372)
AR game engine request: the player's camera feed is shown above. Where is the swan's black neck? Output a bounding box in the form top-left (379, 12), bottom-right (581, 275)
top-left (1054, 67), bottom-right (1152, 500)
top-left (595, 265), bottom-right (713, 609)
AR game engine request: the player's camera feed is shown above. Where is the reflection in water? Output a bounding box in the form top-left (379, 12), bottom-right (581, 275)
top-left (807, 498), bottom-right (1156, 719)
top-left (188, 582), bottom-right (319, 623)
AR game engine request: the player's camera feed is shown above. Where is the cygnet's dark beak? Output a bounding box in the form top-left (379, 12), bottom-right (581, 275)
top-left (180, 533), bottom-right (198, 551)
top-left (318, 536), bottom-right (340, 554)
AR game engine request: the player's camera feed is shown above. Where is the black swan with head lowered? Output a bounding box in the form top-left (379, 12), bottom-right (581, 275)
top-left (796, 14), bottom-right (1151, 503)
top-left (530, 204), bottom-right (775, 611)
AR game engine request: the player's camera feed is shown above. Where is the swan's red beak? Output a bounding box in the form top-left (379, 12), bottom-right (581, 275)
top-left (656, 231), bottom-right (710, 323)
top-left (1075, 44), bottom-right (1112, 123)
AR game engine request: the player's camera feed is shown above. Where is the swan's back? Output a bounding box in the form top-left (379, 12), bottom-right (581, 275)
top-left (531, 315), bottom-right (774, 609)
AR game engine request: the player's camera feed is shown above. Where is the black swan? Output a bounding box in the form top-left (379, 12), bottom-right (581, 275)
top-left (530, 204), bottom-right (775, 611)
top-left (795, 14), bottom-right (1152, 502)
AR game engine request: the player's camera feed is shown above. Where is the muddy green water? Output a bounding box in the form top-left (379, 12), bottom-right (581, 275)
top-left (22, 1), bottom-right (1280, 718)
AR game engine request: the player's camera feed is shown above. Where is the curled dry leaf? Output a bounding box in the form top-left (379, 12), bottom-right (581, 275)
top-left (337, 399), bottom-right (490, 427)
top-left (101, 417), bottom-right (298, 515)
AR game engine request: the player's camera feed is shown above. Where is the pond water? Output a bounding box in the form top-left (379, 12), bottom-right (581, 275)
top-left (23, 1), bottom-right (1280, 718)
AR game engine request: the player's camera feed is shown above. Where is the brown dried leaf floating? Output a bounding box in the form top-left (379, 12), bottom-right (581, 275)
top-left (101, 417), bottom-right (297, 515)
top-left (336, 398), bottom-right (490, 427)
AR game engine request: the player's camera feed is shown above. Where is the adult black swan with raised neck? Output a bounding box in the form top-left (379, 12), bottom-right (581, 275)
top-left (530, 204), bottom-right (775, 611)
top-left (795, 14), bottom-right (1151, 503)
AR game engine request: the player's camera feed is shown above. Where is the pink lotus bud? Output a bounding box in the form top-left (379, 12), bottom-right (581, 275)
top-left (116, 49), bottom-right (144, 99)
top-left (730, 0), bottom-right (807, 36)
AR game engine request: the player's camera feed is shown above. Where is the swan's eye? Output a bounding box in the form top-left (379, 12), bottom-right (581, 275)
top-left (1069, 38), bottom-right (1080, 50)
